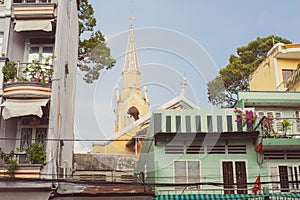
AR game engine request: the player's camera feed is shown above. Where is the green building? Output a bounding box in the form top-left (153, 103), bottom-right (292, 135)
top-left (135, 91), bottom-right (300, 199)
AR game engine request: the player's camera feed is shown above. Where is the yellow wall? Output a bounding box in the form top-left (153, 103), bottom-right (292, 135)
top-left (93, 124), bottom-right (147, 154)
top-left (249, 57), bottom-right (276, 91)
top-left (250, 44), bottom-right (300, 91)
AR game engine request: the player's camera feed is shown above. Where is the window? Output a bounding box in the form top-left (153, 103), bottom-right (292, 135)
top-left (279, 166), bottom-right (289, 192)
top-left (27, 38), bottom-right (54, 63)
top-left (269, 164), bottom-right (300, 192)
top-left (166, 116), bottom-right (171, 132)
top-left (176, 116), bottom-right (181, 132)
top-left (0, 32), bottom-right (3, 54)
top-left (195, 115), bottom-right (201, 132)
top-left (20, 127), bottom-right (47, 151)
top-left (282, 69), bottom-right (294, 83)
top-left (186, 116), bottom-right (191, 132)
top-left (18, 116), bottom-right (48, 151)
top-left (222, 161), bottom-right (247, 194)
top-left (226, 115), bottom-right (233, 132)
top-left (207, 115), bottom-right (212, 132)
top-left (22, 38), bottom-right (54, 79)
top-left (174, 161), bottom-right (200, 190)
top-left (217, 116), bottom-right (223, 132)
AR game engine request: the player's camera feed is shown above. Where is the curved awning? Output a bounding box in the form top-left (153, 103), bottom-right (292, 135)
top-left (14, 19), bottom-right (53, 32)
top-left (1, 99), bottom-right (49, 120)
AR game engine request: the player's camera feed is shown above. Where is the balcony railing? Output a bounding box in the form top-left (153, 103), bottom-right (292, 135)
top-left (260, 117), bottom-right (300, 139)
top-left (2, 61), bottom-right (53, 98)
top-left (13, 0), bottom-right (52, 3)
top-left (0, 151), bottom-right (43, 178)
top-left (13, 0), bottom-right (55, 19)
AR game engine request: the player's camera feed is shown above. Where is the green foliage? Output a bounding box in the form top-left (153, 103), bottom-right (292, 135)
top-left (280, 119), bottom-right (292, 137)
top-left (0, 151), bottom-right (19, 177)
top-left (2, 61), bottom-right (17, 81)
top-left (78, 0), bottom-right (96, 35)
top-left (207, 35), bottom-right (292, 107)
top-left (78, 0), bottom-right (116, 83)
top-left (26, 142), bottom-right (46, 164)
top-left (207, 76), bottom-right (226, 105)
top-left (23, 55), bottom-right (54, 84)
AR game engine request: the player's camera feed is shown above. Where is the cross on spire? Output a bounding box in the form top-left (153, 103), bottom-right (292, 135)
top-left (128, 0), bottom-right (136, 28)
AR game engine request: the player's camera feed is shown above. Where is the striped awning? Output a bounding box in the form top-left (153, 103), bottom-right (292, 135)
top-left (155, 193), bottom-right (300, 200)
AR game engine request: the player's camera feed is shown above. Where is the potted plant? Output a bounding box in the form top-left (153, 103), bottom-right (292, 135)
top-left (23, 56), bottom-right (54, 84)
top-left (280, 119), bottom-right (292, 137)
top-left (2, 61), bottom-right (17, 82)
top-left (26, 142), bottom-right (46, 164)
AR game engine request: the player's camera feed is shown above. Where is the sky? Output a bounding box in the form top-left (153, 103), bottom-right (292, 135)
top-left (74, 0), bottom-right (300, 152)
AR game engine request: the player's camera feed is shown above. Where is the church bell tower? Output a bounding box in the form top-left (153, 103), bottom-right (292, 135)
top-left (114, 23), bottom-right (150, 133)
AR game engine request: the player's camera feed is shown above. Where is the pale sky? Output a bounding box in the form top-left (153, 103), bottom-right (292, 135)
top-left (74, 0), bottom-right (300, 152)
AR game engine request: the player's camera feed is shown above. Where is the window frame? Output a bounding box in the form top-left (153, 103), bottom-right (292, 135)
top-left (174, 160), bottom-right (201, 191)
top-left (269, 163), bottom-right (300, 192)
top-left (16, 117), bottom-right (48, 151)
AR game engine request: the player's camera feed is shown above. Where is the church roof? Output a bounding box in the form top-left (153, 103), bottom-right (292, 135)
top-left (123, 24), bottom-right (139, 73)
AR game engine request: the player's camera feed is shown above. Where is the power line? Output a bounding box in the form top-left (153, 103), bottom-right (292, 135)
top-left (0, 176), bottom-right (299, 188)
top-left (1, 134), bottom-right (299, 142)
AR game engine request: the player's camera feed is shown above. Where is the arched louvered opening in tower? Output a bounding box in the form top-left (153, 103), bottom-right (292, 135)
top-left (127, 106), bottom-right (139, 121)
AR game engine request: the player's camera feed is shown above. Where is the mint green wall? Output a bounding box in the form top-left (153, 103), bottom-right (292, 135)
top-left (136, 99), bottom-right (300, 195)
top-left (152, 139), bottom-right (263, 194)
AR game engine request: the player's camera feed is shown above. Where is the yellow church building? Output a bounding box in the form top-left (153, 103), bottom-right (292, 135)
top-left (249, 43), bottom-right (300, 91)
top-left (92, 24), bottom-right (198, 155)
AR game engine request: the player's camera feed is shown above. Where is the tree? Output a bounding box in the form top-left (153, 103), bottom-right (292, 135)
top-left (78, 0), bottom-right (116, 83)
top-left (207, 35), bottom-right (291, 107)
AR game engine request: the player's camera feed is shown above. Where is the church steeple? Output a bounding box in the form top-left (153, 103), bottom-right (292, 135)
top-left (114, 22), bottom-right (150, 133)
top-left (122, 24), bottom-right (140, 89)
top-left (123, 24), bottom-right (139, 73)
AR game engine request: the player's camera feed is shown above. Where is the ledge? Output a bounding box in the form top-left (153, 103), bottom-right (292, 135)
top-left (3, 81), bottom-right (51, 98)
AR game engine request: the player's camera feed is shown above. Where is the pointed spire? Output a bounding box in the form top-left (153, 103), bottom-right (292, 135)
top-left (123, 23), bottom-right (139, 73)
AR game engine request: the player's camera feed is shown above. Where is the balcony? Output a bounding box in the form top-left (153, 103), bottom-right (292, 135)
top-left (2, 61), bottom-right (53, 98)
top-left (13, 0), bottom-right (56, 20)
top-left (261, 117), bottom-right (300, 151)
top-left (0, 151), bottom-right (43, 178)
